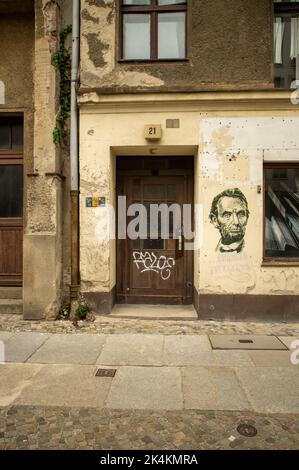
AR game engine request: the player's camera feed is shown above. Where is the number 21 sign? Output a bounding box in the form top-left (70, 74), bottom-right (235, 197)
top-left (144, 124), bottom-right (162, 141)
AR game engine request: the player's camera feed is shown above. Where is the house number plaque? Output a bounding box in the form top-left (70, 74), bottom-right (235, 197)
top-left (144, 124), bottom-right (162, 141)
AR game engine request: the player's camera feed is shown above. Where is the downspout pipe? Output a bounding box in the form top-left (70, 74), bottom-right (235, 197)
top-left (70, 0), bottom-right (80, 299)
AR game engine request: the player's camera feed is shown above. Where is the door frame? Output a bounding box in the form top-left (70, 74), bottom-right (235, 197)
top-left (116, 156), bottom-right (194, 305)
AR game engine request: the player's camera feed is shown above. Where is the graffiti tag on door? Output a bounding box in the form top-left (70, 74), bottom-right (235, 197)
top-left (133, 252), bottom-right (176, 281)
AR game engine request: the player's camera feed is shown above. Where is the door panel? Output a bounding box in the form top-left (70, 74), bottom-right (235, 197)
top-left (0, 164), bottom-right (23, 286)
top-left (117, 168), bottom-right (193, 305)
top-left (0, 117), bottom-right (24, 286)
top-left (0, 222), bottom-right (23, 284)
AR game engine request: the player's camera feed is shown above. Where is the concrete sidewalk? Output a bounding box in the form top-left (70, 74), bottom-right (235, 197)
top-left (0, 331), bottom-right (298, 414)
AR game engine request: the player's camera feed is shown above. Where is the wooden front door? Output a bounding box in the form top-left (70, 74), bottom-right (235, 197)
top-left (117, 157), bottom-right (194, 305)
top-left (0, 117), bottom-right (23, 286)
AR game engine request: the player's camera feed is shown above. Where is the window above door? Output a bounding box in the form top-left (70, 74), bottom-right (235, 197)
top-left (120, 0), bottom-right (188, 61)
top-left (274, 1), bottom-right (299, 88)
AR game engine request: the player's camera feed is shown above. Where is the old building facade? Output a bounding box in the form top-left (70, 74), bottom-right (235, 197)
top-left (1, 0), bottom-right (299, 321)
top-left (0, 0), bottom-right (72, 319)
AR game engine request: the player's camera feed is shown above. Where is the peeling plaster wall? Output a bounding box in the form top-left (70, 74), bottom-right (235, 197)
top-left (80, 0), bottom-right (273, 93)
top-left (0, 4), bottom-right (35, 234)
top-left (80, 110), bottom-right (299, 300)
top-left (79, 109), bottom-right (199, 293)
top-left (199, 117), bottom-right (299, 296)
top-left (23, 0), bottom-right (71, 319)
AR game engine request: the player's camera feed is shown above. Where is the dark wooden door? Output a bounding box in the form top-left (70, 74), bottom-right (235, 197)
top-left (0, 118), bottom-right (23, 286)
top-left (117, 170), bottom-right (193, 305)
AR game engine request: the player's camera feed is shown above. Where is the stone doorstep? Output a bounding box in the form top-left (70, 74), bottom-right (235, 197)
top-left (0, 287), bottom-right (22, 300)
top-left (0, 299), bottom-right (23, 315)
top-left (110, 304), bottom-right (198, 321)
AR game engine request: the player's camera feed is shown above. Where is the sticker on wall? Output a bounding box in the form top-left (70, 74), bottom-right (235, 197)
top-left (86, 197), bottom-right (92, 207)
top-left (133, 251), bottom-right (176, 281)
top-left (86, 197), bottom-right (106, 208)
top-left (209, 188), bottom-right (249, 254)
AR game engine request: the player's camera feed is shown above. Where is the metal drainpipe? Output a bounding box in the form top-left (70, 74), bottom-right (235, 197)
top-left (70, 0), bottom-right (80, 299)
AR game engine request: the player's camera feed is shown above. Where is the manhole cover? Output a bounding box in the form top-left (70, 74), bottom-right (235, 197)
top-left (95, 369), bottom-right (116, 378)
top-left (209, 335), bottom-right (287, 350)
top-left (237, 424), bottom-right (258, 437)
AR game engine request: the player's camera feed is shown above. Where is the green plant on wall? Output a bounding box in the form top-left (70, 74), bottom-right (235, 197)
top-left (76, 303), bottom-right (89, 320)
top-left (52, 24), bottom-right (72, 145)
top-left (74, 292), bottom-right (91, 321)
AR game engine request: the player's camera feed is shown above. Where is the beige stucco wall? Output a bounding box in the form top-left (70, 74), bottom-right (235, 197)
top-left (79, 105), bottom-right (199, 293)
top-left (22, 0), bottom-right (72, 319)
top-left (199, 117), bottom-right (299, 296)
top-left (79, 94), bottom-right (299, 299)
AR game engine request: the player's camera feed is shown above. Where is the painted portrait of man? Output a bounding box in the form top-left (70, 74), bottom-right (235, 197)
top-left (209, 188), bottom-right (250, 253)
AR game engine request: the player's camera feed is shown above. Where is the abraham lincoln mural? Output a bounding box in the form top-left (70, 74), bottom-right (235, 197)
top-left (209, 188), bottom-right (250, 253)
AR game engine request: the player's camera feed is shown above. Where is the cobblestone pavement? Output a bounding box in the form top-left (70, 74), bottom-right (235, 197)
top-left (1, 314), bottom-right (299, 337)
top-left (0, 406), bottom-right (298, 450)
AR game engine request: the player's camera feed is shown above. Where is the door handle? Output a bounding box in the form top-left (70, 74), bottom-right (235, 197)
top-left (178, 234), bottom-right (183, 251)
top-left (176, 227), bottom-right (184, 258)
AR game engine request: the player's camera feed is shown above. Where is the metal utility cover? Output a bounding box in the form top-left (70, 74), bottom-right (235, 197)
top-left (237, 424), bottom-right (258, 437)
top-left (95, 368), bottom-right (117, 378)
top-left (209, 335), bottom-right (288, 351)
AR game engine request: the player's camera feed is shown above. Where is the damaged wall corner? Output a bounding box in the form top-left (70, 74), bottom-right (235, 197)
top-left (23, 0), bottom-right (65, 320)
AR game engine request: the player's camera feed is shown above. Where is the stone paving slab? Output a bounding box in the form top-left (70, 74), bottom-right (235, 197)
top-left (28, 334), bottom-right (106, 365)
top-left (14, 365), bottom-right (112, 408)
top-left (235, 367), bottom-right (299, 414)
top-left (4, 333), bottom-right (51, 363)
top-left (182, 367), bottom-right (250, 411)
top-left (163, 337), bottom-right (254, 366)
top-left (0, 332), bottom-right (13, 342)
top-left (163, 335), bottom-right (212, 366)
top-left (1, 406), bottom-right (299, 450)
top-left (209, 335), bottom-right (287, 351)
top-left (0, 364), bottom-right (42, 407)
top-left (211, 350), bottom-right (254, 367)
top-left (279, 336), bottom-right (299, 350)
top-left (97, 334), bottom-right (164, 366)
top-left (249, 351), bottom-right (293, 367)
top-left (106, 366), bottom-right (183, 410)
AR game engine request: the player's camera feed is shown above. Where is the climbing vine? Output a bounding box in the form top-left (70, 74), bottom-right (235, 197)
top-left (52, 24), bottom-right (72, 145)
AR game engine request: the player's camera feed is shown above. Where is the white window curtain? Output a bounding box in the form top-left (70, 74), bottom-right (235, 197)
top-left (290, 17), bottom-right (299, 59)
top-left (274, 17), bottom-right (285, 64)
top-left (158, 13), bottom-right (185, 59)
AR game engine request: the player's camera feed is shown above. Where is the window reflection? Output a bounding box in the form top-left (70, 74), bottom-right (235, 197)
top-left (265, 167), bottom-right (299, 258)
top-left (0, 165), bottom-right (23, 218)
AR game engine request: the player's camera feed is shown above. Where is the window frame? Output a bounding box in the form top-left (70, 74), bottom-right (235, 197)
top-left (274, 1), bottom-right (299, 15)
top-left (0, 116), bottom-right (24, 226)
top-left (274, 1), bottom-right (299, 89)
top-left (263, 162), bottom-right (299, 266)
top-left (119, 0), bottom-right (188, 62)
top-left (0, 116), bottom-right (24, 160)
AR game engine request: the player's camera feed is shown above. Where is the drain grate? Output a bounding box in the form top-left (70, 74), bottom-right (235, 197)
top-left (237, 424), bottom-right (258, 438)
top-left (95, 368), bottom-right (117, 378)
